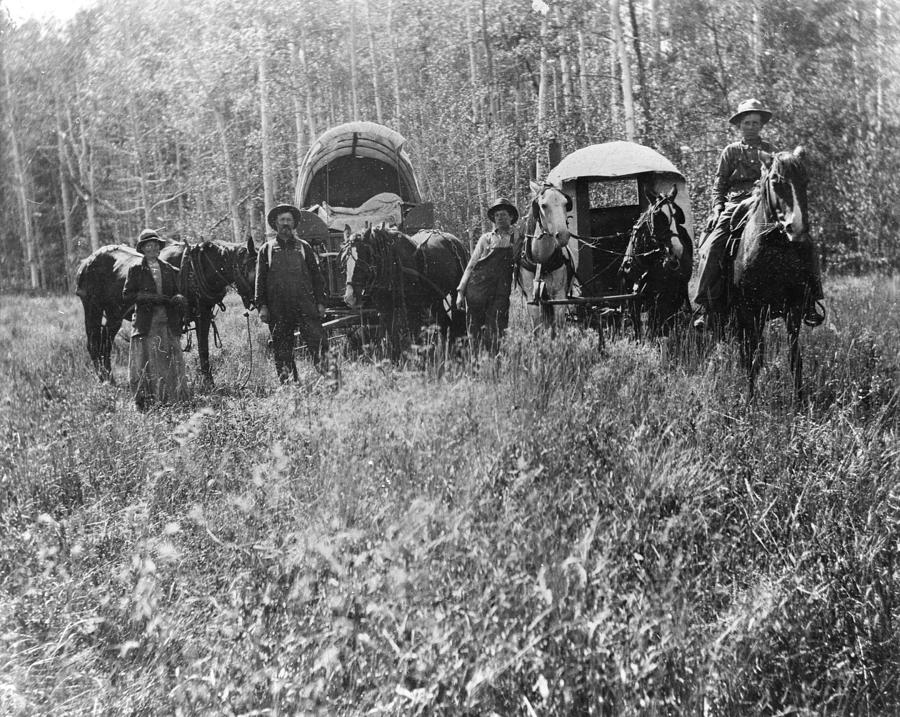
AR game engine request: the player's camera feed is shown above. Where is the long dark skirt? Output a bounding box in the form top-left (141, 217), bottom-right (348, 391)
top-left (128, 311), bottom-right (189, 408)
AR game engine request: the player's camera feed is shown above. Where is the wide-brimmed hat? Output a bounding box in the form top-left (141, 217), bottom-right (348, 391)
top-left (729, 98), bottom-right (773, 126)
top-left (136, 228), bottom-right (163, 253)
top-left (267, 204), bottom-right (304, 230)
top-left (487, 198), bottom-right (519, 224)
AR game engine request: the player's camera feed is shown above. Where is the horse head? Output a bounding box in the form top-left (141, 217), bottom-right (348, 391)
top-left (761, 146), bottom-right (809, 242)
top-left (234, 236), bottom-right (258, 309)
top-left (529, 180), bottom-right (572, 249)
top-left (622, 185), bottom-right (686, 280)
top-left (341, 224), bottom-right (392, 308)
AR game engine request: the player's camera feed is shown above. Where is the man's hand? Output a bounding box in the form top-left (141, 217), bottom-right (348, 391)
top-left (317, 304), bottom-right (326, 319)
top-left (455, 289), bottom-right (467, 311)
top-left (706, 205), bottom-right (723, 232)
top-left (258, 305), bottom-right (270, 324)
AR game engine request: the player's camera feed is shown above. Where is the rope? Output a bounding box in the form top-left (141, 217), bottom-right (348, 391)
top-left (237, 311), bottom-right (253, 390)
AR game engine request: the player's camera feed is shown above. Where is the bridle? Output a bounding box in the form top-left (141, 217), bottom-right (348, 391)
top-left (624, 194), bottom-right (683, 270)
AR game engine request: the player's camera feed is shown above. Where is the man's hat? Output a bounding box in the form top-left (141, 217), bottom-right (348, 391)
top-left (487, 198), bottom-right (519, 224)
top-left (729, 98), bottom-right (773, 126)
top-left (136, 228), bottom-right (163, 253)
top-left (267, 204), bottom-right (304, 230)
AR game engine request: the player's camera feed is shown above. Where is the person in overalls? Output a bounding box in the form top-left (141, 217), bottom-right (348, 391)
top-left (693, 98), bottom-right (825, 330)
top-left (456, 198), bottom-right (520, 354)
top-left (255, 204), bottom-right (327, 382)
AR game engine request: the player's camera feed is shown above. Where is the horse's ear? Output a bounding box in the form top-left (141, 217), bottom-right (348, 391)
top-left (529, 180), bottom-right (542, 196)
top-left (246, 234), bottom-right (256, 254)
top-left (343, 224), bottom-right (352, 241)
top-left (668, 184), bottom-right (678, 200)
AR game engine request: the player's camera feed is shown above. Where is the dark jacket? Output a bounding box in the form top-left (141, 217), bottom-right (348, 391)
top-left (254, 237), bottom-right (326, 314)
top-left (713, 138), bottom-right (777, 209)
top-left (122, 258), bottom-right (183, 337)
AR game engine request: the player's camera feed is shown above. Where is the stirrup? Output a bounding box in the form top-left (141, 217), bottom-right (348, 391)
top-left (803, 300), bottom-right (826, 327)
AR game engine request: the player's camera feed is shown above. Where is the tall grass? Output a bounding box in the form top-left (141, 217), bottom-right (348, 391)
top-left (1, 277), bottom-right (899, 715)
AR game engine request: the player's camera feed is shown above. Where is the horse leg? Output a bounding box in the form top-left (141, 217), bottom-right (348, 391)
top-left (787, 307), bottom-right (804, 403)
top-left (82, 301), bottom-right (107, 381)
top-left (195, 305), bottom-right (214, 385)
top-left (102, 313), bottom-right (124, 384)
top-left (737, 310), bottom-right (763, 400)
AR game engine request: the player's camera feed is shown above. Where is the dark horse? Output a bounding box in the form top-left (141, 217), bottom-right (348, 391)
top-left (727, 147), bottom-right (813, 400)
top-left (620, 185), bottom-right (693, 337)
top-left (341, 224), bottom-right (469, 359)
top-left (75, 238), bottom-right (257, 383)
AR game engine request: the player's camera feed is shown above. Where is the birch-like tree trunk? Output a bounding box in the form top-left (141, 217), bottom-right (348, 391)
top-left (65, 103), bottom-right (101, 252)
top-left (555, 7), bottom-right (572, 116)
top-left (387, 0), bottom-right (402, 125)
top-left (751, 2), bottom-right (762, 82)
top-left (56, 103), bottom-right (76, 290)
top-left (465, 3), bottom-right (479, 125)
top-left (2, 49), bottom-right (40, 288)
top-left (875, 0), bottom-right (884, 135)
top-left (213, 103), bottom-right (243, 243)
top-left (578, 30), bottom-right (591, 137)
top-left (259, 31), bottom-right (275, 222)
top-left (127, 97), bottom-right (151, 227)
top-left (480, 0), bottom-right (495, 192)
top-left (627, 0), bottom-right (650, 124)
top-left (299, 18), bottom-right (318, 145)
top-left (610, 0), bottom-right (636, 141)
top-left (536, 12), bottom-right (550, 179)
top-left (364, 0), bottom-right (383, 124)
top-left (649, 0), bottom-right (661, 65)
top-left (350, 2), bottom-right (360, 121)
top-left (290, 41), bottom-right (306, 176)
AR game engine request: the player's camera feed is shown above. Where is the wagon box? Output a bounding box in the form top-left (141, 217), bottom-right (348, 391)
top-left (545, 140), bottom-right (694, 299)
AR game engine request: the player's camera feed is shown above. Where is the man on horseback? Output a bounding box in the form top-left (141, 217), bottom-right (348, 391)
top-left (693, 99), bottom-right (824, 330)
top-left (456, 198), bottom-right (521, 353)
top-left (255, 204), bottom-right (327, 382)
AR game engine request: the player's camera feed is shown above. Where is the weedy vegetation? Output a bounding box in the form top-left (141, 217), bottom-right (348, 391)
top-left (1, 277), bottom-right (899, 715)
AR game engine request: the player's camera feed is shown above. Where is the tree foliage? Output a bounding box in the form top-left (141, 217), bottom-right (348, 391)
top-left (1, 0), bottom-right (898, 290)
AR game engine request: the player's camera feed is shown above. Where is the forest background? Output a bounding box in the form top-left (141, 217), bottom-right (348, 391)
top-left (0, 0), bottom-right (898, 293)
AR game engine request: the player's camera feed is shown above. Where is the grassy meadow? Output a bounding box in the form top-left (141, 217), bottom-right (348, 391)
top-left (2, 276), bottom-right (900, 715)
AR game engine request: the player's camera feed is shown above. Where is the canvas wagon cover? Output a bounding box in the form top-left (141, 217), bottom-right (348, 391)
top-left (295, 121), bottom-right (423, 210)
top-left (546, 140), bottom-right (683, 182)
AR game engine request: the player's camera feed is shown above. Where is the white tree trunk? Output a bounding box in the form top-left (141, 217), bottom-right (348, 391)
top-left (536, 13), bottom-right (550, 179)
top-left (2, 52), bottom-right (39, 288)
top-left (578, 30), bottom-right (591, 137)
top-left (350, 2), bottom-right (360, 121)
top-left (364, 0), bottom-right (383, 124)
top-left (213, 105), bottom-right (243, 243)
top-left (610, 0), bottom-right (636, 141)
top-left (259, 32), bottom-right (275, 223)
top-left (56, 103), bottom-right (76, 290)
top-left (387, 0), bottom-right (402, 125)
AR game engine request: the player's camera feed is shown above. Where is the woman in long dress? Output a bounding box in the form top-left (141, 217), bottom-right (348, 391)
top-left (122, 229), bottom-right (190, 409)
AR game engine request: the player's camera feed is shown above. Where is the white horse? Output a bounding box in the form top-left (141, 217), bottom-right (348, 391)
top-left (517, 180), bottom-right (579, 333)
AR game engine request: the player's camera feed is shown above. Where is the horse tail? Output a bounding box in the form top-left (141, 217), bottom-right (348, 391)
top-left (74, 255), bottom-right (93, 299)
